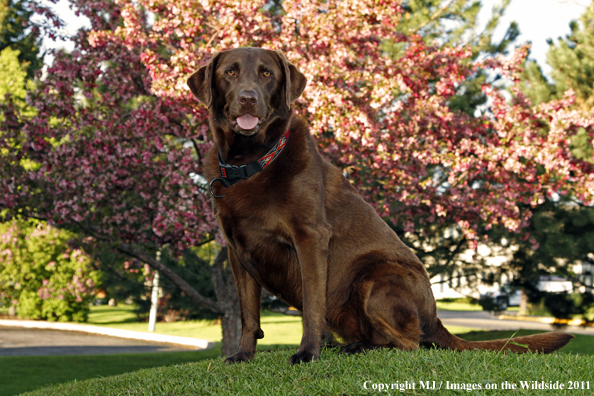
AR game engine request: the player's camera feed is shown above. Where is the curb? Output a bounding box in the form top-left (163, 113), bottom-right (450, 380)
top-left (498, 315), bottom-right (594, 327)
top-left (0, 319), bottom-right (211, 349)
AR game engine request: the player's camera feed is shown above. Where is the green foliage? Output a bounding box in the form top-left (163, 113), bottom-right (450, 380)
top-left (0, 220), bottom-right (100, 322)
top-left (544, 292), bottom-right (594, 322)
top-left (384, 0), bottom-right (520, 116)
top-left (520, 2), bottom-right (594, 112)
top-left (518, 60), bottom-right (556, 106)
top-left (572, 127), bottom-right (594, 163)
top-left (88, 242), bottom-right (220, 322)
top-left (395, 0), bottom-right (518, 50)
top-left (156, 245), bottom-right (219, 321)
top-left (0, 45), bottom-right (36, 175)
top-left (0, 0), bottom-right (42, 78)
top-left (490, 199), bottom-right (594, 320)
top-left (0, 47), bottom-right (29, 103)
top-left (90, 246), bottom-right (154, 317)
top-left (0, 46), bottom-right (34, 129)
top-left (512, 2), bottom-right (594, 323)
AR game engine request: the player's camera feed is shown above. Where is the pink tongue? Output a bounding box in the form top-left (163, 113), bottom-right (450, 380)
top-left (236, 114), bottom-right (259, 130)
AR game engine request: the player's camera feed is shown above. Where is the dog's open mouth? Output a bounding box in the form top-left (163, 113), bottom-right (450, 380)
top-left (231, 114), bottom-right (267, 134)
top-left (236, 114), bottom-right (259, 130)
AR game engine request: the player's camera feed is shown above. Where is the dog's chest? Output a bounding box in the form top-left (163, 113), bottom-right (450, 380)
top-left (216, 208), bottom-right (304, 306)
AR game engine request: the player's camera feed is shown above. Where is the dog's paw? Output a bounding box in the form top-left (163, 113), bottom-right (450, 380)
top-left (289, 350), bottom-right (319, 365)
top-left (224, 351), bottom-right (254, 364)
top-left (339, 342), bottom-right (369, 355)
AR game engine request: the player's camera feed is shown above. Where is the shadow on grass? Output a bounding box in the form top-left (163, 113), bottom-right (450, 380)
top-left (5, 327), bottom-right (590, 396)
top-left (87, 306), bottom-right (140, 325)
top-left (0, 345), bottom-right (222, 396)
top-left (90, 318), bottom-right (140, 325)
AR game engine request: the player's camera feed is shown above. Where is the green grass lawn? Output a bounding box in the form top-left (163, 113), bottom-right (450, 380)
top-left (20, 347), bottom-right (594, 396)
top-left (85, 305), bottom-right (305, 346)
top-left (435, 300), bottom-right (482, 311)
top-left (0, 348), bottom-right (221, 396)
top-left (434, 299), bottom-right (520, 312)
top-left (2, 305), bottom-right (590, 396)
top-left (0, 307), bottom-right (304, 396)
top-left (3, 330), bottom-right (591, 396)
top-left (84, 305), bottom-right (477, 344)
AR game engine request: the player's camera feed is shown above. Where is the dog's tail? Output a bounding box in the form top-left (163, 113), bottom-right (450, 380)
top-left (423, 319), bottom-right (574, 354)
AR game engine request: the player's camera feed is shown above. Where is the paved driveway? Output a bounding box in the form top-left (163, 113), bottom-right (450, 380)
top-left (2, 311), bottom-right (591, 357)
top-left (0, 326), bottom-right (196, 356)
top-left (438, 310), bottom-right (594, 336)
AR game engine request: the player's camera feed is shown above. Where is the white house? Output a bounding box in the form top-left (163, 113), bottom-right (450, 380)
top-left (429, 243), bottom-right (591, 300)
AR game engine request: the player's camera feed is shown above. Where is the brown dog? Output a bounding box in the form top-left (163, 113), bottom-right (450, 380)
top-left (187, 47), bottom-right (573, 364)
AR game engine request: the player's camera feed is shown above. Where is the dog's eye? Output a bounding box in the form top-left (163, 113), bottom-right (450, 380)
top-left (262, 71), bottom-right (271, 77)
top-left (226, 70), bottom-right (235, 76)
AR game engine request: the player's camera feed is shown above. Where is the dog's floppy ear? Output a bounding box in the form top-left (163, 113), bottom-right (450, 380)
top-left (187, 52), bottom-right (221, 107)
top-left (275, 50), bottom-right (307, 110)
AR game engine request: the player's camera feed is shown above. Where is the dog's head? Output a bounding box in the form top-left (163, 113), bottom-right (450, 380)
top-left (187, 48), bottom-right (307, 137)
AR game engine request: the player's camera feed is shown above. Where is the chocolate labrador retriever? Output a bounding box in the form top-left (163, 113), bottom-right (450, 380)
top-left (187, 47), bottom-right (573, 364)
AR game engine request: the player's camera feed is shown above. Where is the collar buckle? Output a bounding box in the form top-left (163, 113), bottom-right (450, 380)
top-left (219, 162), bottom-right (249, 180)
top-left (209, 129), bottom-right (290, 198)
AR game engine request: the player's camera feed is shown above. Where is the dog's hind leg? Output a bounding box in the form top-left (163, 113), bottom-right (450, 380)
top-left (340, 279), bottom-right (421, 354)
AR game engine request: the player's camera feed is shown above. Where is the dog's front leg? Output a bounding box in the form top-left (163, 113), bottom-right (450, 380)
top-left (290, 226), bottom-right (330, 365)
top-left (224, 246), bottom-right (264, 363)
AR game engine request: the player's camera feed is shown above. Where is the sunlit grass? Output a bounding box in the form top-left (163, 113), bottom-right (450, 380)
top-left (85, 306), bottom-right (304, 345)
top-left (22, 346), bottom-right (594, 396)
top-left (4, 305), bottom-right (590, 396)
top-left (85, 305), bottom-right (479, 345)
top-left (435, 299), bottom-right (482, 311)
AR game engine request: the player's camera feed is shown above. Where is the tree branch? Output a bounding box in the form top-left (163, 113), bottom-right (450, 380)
top-left (409, 0), bottom-right (459, 34)
top-left (206, 26), bottom-right (222, 48)
top-left (442, 237), bottom-right (467, 268)
top-left (117, 242), bottom-right (228, 314)
top-left (430, 271), bottom-right (479, 285)
top-left (191, 138), bottom-right (203, 163)
top-left (563, 274), bottom-right (594, 292)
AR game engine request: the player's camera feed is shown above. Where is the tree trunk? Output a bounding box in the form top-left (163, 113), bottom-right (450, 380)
top-left (211, 247), bottom-right (242, 357)
top-left (221, 302), bottom-right (242, 356)
top-left (519, 288), bottom-right (529, 316)
top-left (118, 243), bottom-right (242, 356)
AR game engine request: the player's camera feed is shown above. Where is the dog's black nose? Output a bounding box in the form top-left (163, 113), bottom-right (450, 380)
top-left (238, 90), bottom-right (258, 107)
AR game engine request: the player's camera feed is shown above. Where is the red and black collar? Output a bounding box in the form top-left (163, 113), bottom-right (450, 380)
top-left (209, 129), bottom-right (290, 198)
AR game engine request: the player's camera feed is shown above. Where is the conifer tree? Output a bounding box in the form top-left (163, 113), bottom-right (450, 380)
top-left (381, 0), bottom-right (521, 281)
top-left (0, 0), bottom-right (43, 78)
top-left (520, 2), bottom-right (594, 111)
top-left (506, 2), bottom-right (594, 318)
top-left (387, 0), bottom-right (520, 116)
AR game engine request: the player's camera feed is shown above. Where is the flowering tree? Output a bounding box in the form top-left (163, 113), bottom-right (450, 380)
top-left (0, 220), bottom-right (100, 321)
top-left (104, 0), bottom-right (593, 248)
top-left (0, 0), bottom-right (240, 352)
top-left (1, 0), bottom-right (593, 353)
top-left (497, 2), bottom-right (594, 315)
